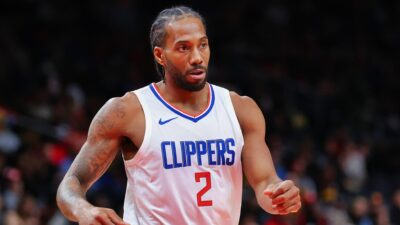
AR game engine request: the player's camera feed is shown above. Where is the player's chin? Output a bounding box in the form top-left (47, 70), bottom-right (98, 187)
top-left (189, 83), bottom-right (207, 92)
top-left (185, 78), bottom-right (207, 91)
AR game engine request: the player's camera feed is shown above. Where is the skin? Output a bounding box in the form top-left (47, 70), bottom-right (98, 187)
top-left (56, 16), bottom-right (301, 225)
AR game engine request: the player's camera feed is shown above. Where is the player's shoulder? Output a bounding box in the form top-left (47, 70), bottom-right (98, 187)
top-left (110, 91), bottom-right (140, 105)
top-left (100, 91), bottom-right (142, 119)
top-left (229, 91), bottom-right (264, 128)
top-left (229, 91), bottom-right (258, 109)
top-left (210, 83), bottom-right (257, 107)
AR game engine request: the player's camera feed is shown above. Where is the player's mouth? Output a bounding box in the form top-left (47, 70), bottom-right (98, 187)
top-left (187, 69), bottom-right (206, 80)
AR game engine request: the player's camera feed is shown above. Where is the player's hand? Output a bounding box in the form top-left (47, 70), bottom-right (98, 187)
top-left (264, 180), bottom-right (301, 215)
top-left (77, 206), bottom-right (130, 225)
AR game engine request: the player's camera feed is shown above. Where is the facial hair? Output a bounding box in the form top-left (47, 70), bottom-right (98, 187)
top-left (165, 59), bottom-right (207, 92)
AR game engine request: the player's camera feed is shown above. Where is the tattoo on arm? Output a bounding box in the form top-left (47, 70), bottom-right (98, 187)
top-left (57, 97), bottom-right (130, 220)
top-left (69, 98), bottom-right (126, 189)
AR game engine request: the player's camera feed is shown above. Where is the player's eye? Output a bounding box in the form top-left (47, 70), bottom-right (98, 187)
top-left (200, 42), bottom-right (208, 49)
top-left (178, 45), bottom-right (189, 52)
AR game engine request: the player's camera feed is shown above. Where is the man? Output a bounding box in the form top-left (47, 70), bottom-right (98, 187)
top-left (56, 6), bottom-right (301, 225)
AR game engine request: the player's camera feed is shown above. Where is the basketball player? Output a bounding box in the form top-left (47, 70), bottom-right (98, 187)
top-left (56, 6), bottom-right (301, 225)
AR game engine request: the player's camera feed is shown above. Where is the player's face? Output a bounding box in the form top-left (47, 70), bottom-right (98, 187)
top-left (158, 17), bottom-right (210, 91)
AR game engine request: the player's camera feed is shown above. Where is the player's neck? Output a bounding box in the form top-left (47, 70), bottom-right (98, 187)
top-left (155, 81), bottom-right (209, 110)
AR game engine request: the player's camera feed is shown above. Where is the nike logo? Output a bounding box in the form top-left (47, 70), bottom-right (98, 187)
top-left (158, 117), bottom-right (178, 125)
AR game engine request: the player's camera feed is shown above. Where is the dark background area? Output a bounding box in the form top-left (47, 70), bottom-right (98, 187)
top-left (0, 0), bottom-right (399, 224)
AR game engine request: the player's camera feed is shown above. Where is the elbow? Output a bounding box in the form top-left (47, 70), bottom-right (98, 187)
top-left (55, 178), bottom-right (79, 222)
top-left (56, 184), bottom-right (63, 210)
top-left (55, 181), bottom-right (68, 216)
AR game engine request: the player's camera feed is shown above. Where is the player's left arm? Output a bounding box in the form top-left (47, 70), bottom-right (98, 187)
top-left (230, 92), bottom-right (301, 215)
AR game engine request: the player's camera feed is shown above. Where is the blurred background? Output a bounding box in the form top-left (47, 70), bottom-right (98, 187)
top-left (0, 0), bottom-right (399, 224)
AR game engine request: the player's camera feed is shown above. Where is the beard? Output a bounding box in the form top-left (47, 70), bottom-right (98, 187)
top-left (164, 60), bottom-right (207, 92)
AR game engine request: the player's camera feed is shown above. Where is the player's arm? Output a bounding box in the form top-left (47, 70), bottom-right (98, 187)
top-left (231, 92), bottom-right (301, 215)
top-left (56, 95), bottom-right (132, 225)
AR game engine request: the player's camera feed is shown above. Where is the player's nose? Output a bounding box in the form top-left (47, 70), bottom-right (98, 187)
top-left (189, 48), bottom-right (203, 65)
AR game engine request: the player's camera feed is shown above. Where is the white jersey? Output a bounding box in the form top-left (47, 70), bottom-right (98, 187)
top-left (123, 83), bottom-right (244, 225)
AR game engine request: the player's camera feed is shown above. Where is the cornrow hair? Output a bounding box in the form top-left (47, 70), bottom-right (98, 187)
top-left (150, 6), bottom-right (206, 80)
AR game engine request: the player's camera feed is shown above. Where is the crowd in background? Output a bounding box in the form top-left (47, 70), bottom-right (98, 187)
top-left (0, 0), bottom-right (399, 224)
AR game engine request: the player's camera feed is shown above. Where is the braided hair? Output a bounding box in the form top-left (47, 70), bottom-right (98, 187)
top-left (150, 6), bottom-right (206, 80)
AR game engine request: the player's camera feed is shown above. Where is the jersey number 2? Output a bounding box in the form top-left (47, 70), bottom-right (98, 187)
top-left (195, 172), bottom-right (213, 207)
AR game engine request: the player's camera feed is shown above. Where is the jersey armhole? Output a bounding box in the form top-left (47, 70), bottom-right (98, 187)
top-left (124, 90), bottom-right (152, 166)
top-left (225, 89), bottom-right (245, 148)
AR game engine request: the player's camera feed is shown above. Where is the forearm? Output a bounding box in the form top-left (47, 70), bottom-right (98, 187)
top-left (56, 175), bottom-right (93, 221)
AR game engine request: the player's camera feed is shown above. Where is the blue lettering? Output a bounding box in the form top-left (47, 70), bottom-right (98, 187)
top-left (225, 138), bottom-right (236, 166)
top-left (185, 141), bottom-right (196, 166)
top-left (161, 141), bottom-right (173, 169)
top-left (216, 139), bottom-right (226, 165)
top-left (171, 142), bottom-right (182, 168)
top-left (161, 138), bottom-right (237, 169)
top-left (206, 140), bottom-right (217, 165)
top-left (196, 141), bottom-right (207, 165)
top-left (180, 141), bottom-right (187, 167)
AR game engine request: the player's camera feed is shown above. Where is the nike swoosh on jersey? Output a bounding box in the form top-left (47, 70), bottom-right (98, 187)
top-left (158, 117), bottom-right (178, 125)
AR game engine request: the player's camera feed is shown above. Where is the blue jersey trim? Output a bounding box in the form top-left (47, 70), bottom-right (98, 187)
top-left (149, 84), bottom-right (215, 123)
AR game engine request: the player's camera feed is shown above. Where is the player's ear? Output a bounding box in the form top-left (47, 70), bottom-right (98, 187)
top-left (153, 47), bottom-right (165, 66)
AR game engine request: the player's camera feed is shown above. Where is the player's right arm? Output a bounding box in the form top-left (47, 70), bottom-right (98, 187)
top-left (56, 95), bottom-right (133, 225)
